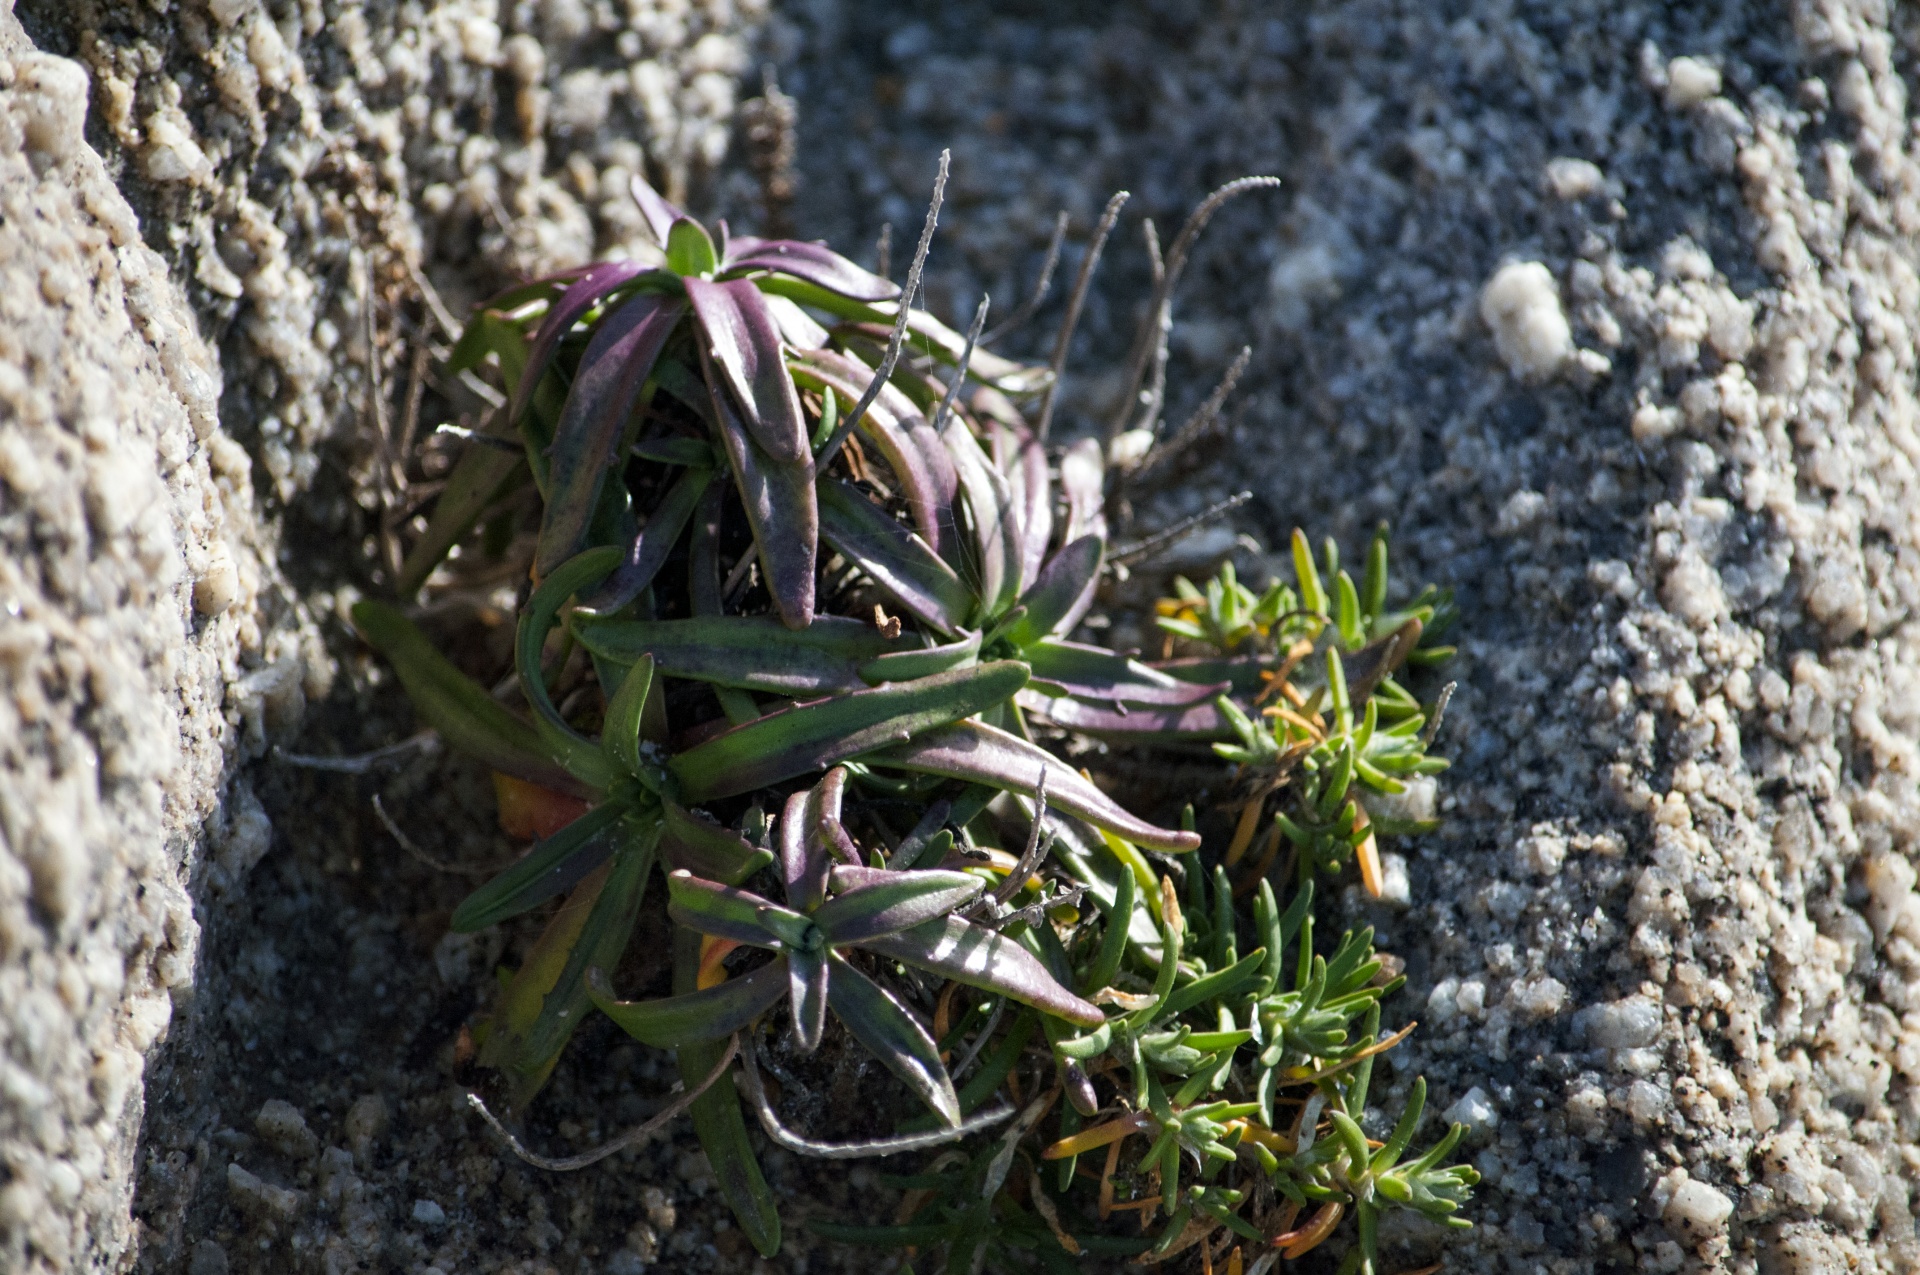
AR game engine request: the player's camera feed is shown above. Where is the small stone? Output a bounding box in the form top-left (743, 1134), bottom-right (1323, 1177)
top-left (1575, 997), bottom-right (1662, 1049)
top-left (254, 1098), bottom-right (318, 1159)
top-left (1480, 262), bottom-right (1572, 381)
top-left (411, 1198), bottom-right (447, 1227)
top-left (1443, 1086), bottom-right (1498, 1136)
top-left (227, 1164), bottom-right (301, 1221)
top-left (1663, 1177), bottom-right (1733, 1238)
top-left (1664, 57), bottom-right (1722, 110)
top-left (1544, 157), bottom-right (1604, 200)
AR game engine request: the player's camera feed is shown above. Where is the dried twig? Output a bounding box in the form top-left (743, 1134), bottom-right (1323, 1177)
top-left (1035, 191), bottom-right (1129, 441)
top-left (1421, 681), bottom-right (1456, 747)
top-left (1110, 490), bottom-right (1252, 566)
top-left (981, 210), bottom-right (1069, 346)
top-left (819, 151), bottom-right (949, 466)
top-left (1108, 177), bottom-right (1281, 440)
top-left (273, 731), bottom-right (437, 774)
top-left (466, 1034), bottom-right (738, 1171)
top-left (738, 1030), bottom-right (1013, 1159)
top-left (372, 794), bottom-right (502, 877)
top-left (874, 222), bottom-right (893, 281)
top-left (990, 767), bottom-right (1051, 907)
top-left (930, 295), bottom-right (990, 438)
top-left (1128, 345), bottom-right (1252, 486)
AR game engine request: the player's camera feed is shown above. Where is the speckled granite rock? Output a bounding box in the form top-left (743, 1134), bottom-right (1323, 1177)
top-left (775, 1), bottom-right (1920, 1271)
top-left (0, 4), bottom-right (316, 1269)
top-left (10, 0), bottom-right (1920, 1271)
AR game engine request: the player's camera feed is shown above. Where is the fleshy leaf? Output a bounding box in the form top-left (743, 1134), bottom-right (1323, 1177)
top-left (787, 945), bottom-right (831, 1052)
top-left (629, 173), bottom-right (686, 247)
top-left (516, 547), bottom-right (623, 789)
top-left (858, 630), bottom-right (981, 685)
top-left (863, 915), bottom-right (1105, 1027)
top-left (793, 349), bottom-right (958, 555)
top-left (863, 720), bottom-right (1200, 853)
top-left (451, 801), bottom-right (638, 932)
top-left (587, 957), bottom-right (787, 1048)
top-left (824, 951), bottom-right (961, 1127)
top-left (666, 870), bottom-right (800, 948)
top-left (1016, 689), bottom-right (1235, 742)
top-left (810, 869), bottom-right (984, 944)
top-left (601, 655), bottom-right (655, 779)
top-left (703, 354), bottom-right (818, 629)
top-left (722, 236), bottom-right (901, 302)
top-left (779, 784), bottom-right (831, 914)
top-left (667, 217), bottom-right (719, 278)
top-left (818, 479), bottom-right (972, 635)
top-left (685, 277), bottom-right (809, 465)
top-left (1059, 437), bottom-right (1107, 543)
top-left (535, 292), bottom-right (686, 578)
top-left (580, 463), bottom-right (713, 615)
top-left (669, 661), bottom-right (1030, 803)
top-left (351, 600), bottom-right (584, 796)
top-left (482, 839), bottom-right (652, 1104)
top-left (660, 802), bottom-right (774, 885)
top-left (939, 419), bottom-right (1022, 616)
top-left (574, 614), bottom-right (908, 695)
top-left (508, 260), bottom-right (658, 434)
top-left (1009, 538), bottom-right (1104, 648)
top-left (1024, 638), bottom-right (1226, 706)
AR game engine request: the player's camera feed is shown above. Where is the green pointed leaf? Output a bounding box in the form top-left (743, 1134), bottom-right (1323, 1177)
top-left (864, 720), bottom-right (1200, 853)
top-left (350, 599), bottom-right (582, 795)
top-left (587, 958), bottom-right (788, 1048)
top-left (811, 868), bottom-right (983, 944)
top-left (666, 217), bottom-right (719, 277)
top-left (660, 802), bottom-right (774, 886)
top-left (575, 614), bottom-right (908, 695)
top-left (824, 950), bottom-right (961, 1127)
top-left (818, 478), bottom-right (972, 634)
top-left (451, 801), bottom-right (640, 933)
top-left (601, 654), bottom-right (655, 779)
top-left (670, 661), bottom-right (1030, 803)
top-left (666, 870), bottom-right (794, 948)
top-left (858, 630), bottom-right (981, 684)
top-left (517, 547), bottom-right (624, 789)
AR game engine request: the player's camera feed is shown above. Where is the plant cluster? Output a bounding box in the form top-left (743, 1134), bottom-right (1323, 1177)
top-left (354, 165), bottom-right (1473, 1272)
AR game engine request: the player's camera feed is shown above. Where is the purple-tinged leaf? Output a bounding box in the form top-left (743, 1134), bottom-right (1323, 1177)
top-left (794, 349), bottom-right (958, 555)
top-left (575, 614), bottom-right (908, 695)
top-left (588, 958), bottom-right (787, 1048)
top-left (989, 413), bottom-right (1053, 589)
top-left (685, 277), bottom-right (809, 465)
top-left (579, 463), bottom-right (712, 614)
top-left (811, 870), bottom-right (984, 945)
top-left (702, 355), bottom-right (818, 629)
top-left (824, 951), bottom-right (961, 1127)
top-left (1009, 537), bottom-right (1104, 648)
top-left (1059, 437), bottom-right (1107, 543)
top-left (536, 292), bottom-right (686, 578)
top-left (630, 173), bottom-right (687, 247)
top-left (810, 765), bottom-right (861, 865)
top-left (858, 630), bottom-right (980, 685)
top-left (666, 870), bottom-right (790, 948)
top-left (721, 236), bottom-right (901, 303)
top-left (509, 260), bottom-right (660, 433)
top-left (661, 802), bottom-right (774, 887)
top-left (1016, 689), bottom-right (1235, 742)
top-left (762, 293), bottom-right (830, 350)
top-left (1024, 638), bottom-right (1226, 706)
top-left (787, 946), bottom-right (830, 1052)
top-left (1151, 653), bottom-right (1273, 697)
top-left (940, 418), bottom-right (1022, 615)
top-left (780, 786), bottom-right (830, 914)
top-left (863, 914), bottom-right (1106, 1027)
top-left (864, 720), bottom-right (1201, 853)
top-left (669, 662), bottom-right (1030, 804)
top-left (817, 479), bottom-right (971, 635)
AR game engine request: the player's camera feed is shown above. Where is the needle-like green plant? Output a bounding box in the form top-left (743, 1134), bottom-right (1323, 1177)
top-left (350, 165), bottom-right (1473, 1271)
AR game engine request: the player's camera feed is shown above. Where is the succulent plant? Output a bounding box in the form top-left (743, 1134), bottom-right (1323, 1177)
top-left (350, 168), bottom-right (1473, 1271)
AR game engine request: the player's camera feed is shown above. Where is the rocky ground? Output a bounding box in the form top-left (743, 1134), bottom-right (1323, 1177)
top-left (3, 0), bottom-right (1919, 1272)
